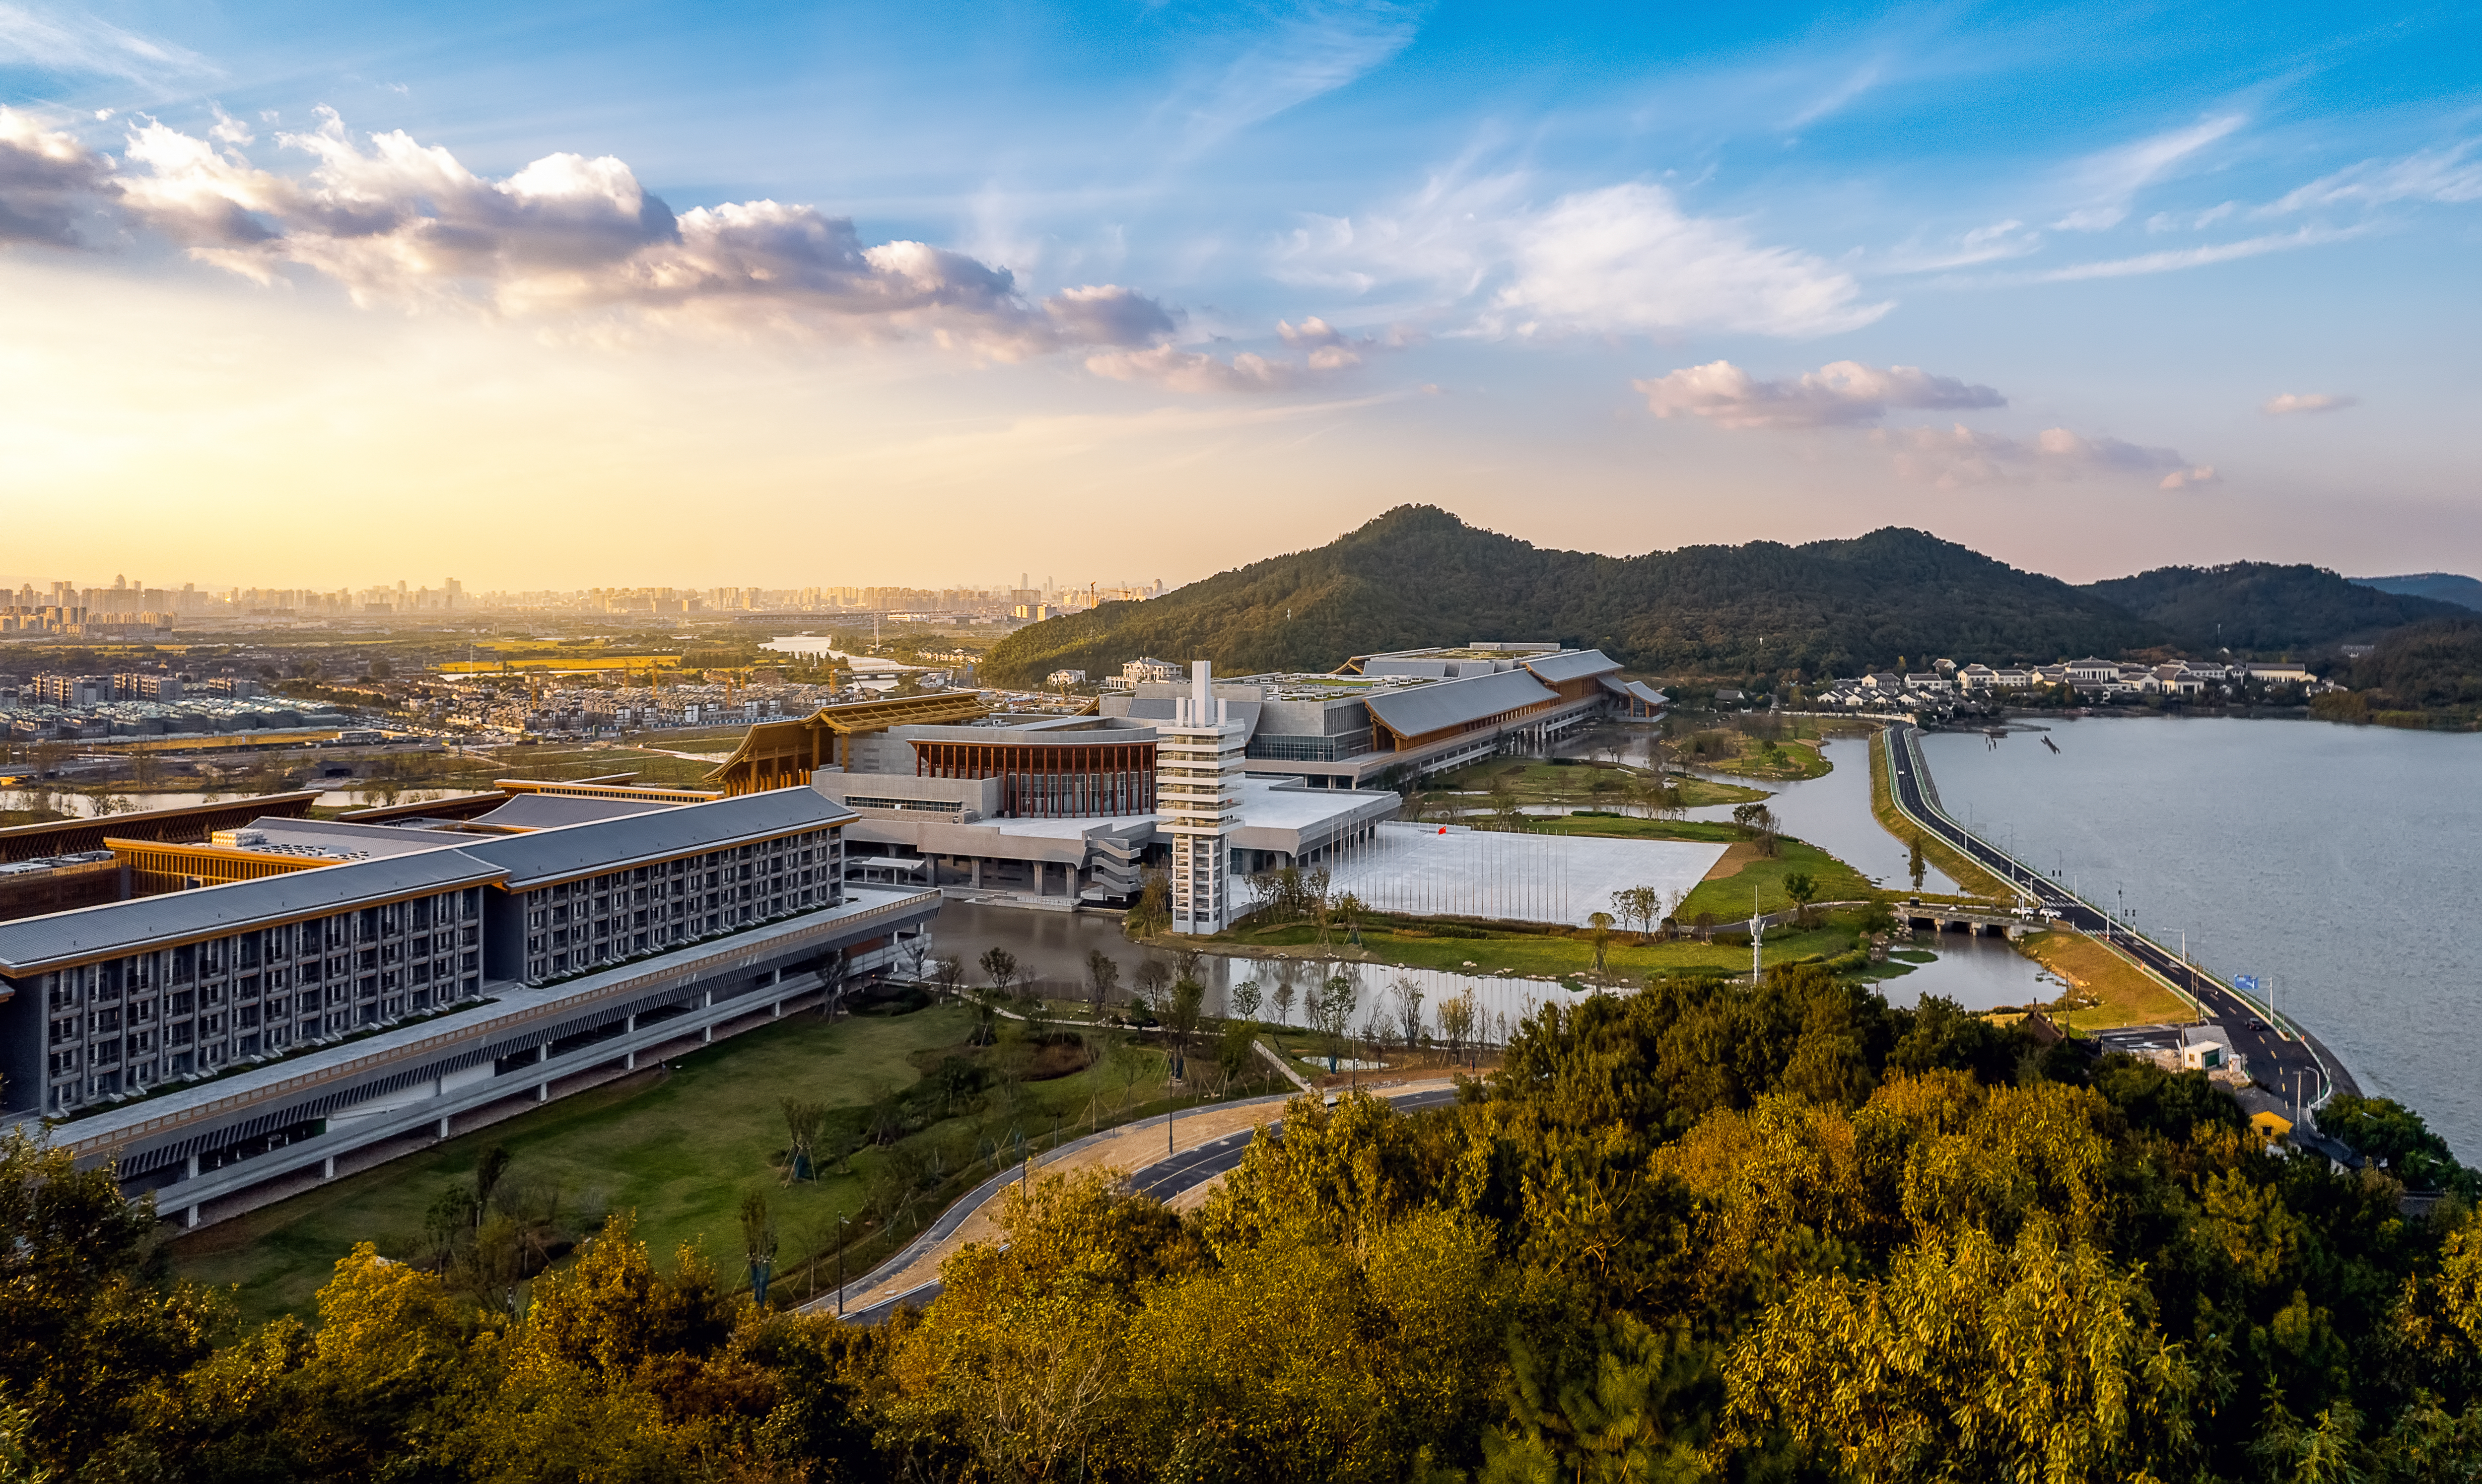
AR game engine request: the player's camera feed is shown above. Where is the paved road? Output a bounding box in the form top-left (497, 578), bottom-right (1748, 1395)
top-left (826, 1084), bottom-right (1460, 1326)
top-left (1883, 724), bottom-right (2350, 1106)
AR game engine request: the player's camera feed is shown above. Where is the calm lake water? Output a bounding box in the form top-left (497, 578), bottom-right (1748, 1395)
top-left (1919, 716), bottom-right (2482, 1159)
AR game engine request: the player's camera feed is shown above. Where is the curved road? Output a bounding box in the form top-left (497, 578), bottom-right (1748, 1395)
top-left (816, 1084), bottom-right (1460, 1326)
top-left (1883, 724), bottom-right (2351, 1108)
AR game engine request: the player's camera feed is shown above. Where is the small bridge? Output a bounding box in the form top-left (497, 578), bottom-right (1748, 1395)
top-left (1904, 904), bottom-right (2049, 939)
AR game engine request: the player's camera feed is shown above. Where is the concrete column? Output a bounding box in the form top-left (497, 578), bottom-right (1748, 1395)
top-left (625, 1014), bottom-right (637, 1033)
top-left (772, 1000), bottom-right (782, 1018)
top-left (536, 1043), bottom-right (550, 1064)
top-left (321, 1155), bottom-right (335, 1180)
top-left (536, 1082), bottom-right (549, 1102)
top-left (702, 1023), bottom-right (714, 1044)
top-left (186, 1152), bottom-right (200, 1179)
top-left (971, 859), bottom-right (982, 888)
top-left (437, 1115), bottom-right (451, 1139)
top-left (184, 1204), bottom-right (200, 1229)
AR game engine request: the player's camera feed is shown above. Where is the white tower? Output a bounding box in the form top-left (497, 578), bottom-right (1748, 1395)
top-left (1159, 660), bottom-right (1246, 935)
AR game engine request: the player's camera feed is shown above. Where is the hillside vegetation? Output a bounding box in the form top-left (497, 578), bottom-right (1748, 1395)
top-left (2083, 561), bottom-right (2468, 653)
top-left (20, 971), bottom-right (2482, 1482)
top-left (987, 506), bottom-right (2158, 683)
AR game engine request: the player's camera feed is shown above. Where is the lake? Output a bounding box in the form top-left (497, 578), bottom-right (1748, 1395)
top-left (1918, 715), bottom-right (2482, 1160)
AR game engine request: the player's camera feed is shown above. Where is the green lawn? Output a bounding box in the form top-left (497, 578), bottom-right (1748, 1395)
top-left (1677, 836), bottom-right (1875, 923)
top-left (1214, 912), bottom-right (1866, 984)
top-left (171, 1003), bottom-right (1168, 1326)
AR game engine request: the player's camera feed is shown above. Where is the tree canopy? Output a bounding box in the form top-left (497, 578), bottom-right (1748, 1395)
top-left (10, 966), bottom-right (2481, 1482)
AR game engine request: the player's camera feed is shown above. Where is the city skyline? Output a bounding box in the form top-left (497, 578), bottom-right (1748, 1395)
top-left (2, 1), bottom-right (2477, 587)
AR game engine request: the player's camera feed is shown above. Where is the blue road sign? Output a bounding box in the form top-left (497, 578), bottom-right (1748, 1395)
top-left (2234, 975), bottom-right (2261, 993)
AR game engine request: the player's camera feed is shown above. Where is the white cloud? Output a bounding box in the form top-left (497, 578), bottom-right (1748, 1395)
top-left (0, 2), bottom-right (214, 82)
top-left (1871, 423), bottom-right (2206, 489)
top-left (2262, 391), bottom-right (2358, 416)
top-left (1168, 1), bottom-right (1421, 155)
top-left (2016, 224), bottom-right (2361, 282)
top-left (1086, 344), bottom-right (1308, 394)
top-left (1087, 313), bottom-right (1407, 393)
top-left (0, 106), bottom-right (113, 246)
top-left (105, 110), bottom-right (1176, 356)
top-left (1635, 358), bottom-right (2003, 428)
top-left (1273, 170), bottom-right (1885, 339)
top-left (1490, 183), bottom-right (1890, 338)
top-left (2269, 142), bottom-right (2482, 213)
top-left (2051, 113), bottom-right (2245, 233)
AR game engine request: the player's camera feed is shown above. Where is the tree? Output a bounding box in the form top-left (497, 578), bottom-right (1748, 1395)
top-left (782, 1097), bottom-right (827, 1181)
top-left (978, 946), bottom-right (1020, 998)
top-left (1909, 834), bottom-right (1927, 893)
top-left (1085, 948), bottom-right (1121, 1019)
top-left (0, 1128), bottom-right (225, 1478)
top-left (1231, 978), bottom-right (1263, 1022)
top-left (1436, 990), bottom-right (1477, 1061)
top-left (1587, 911), bottom-right (1616, 978)
top-left (1784, 871), bottom-right (1818, 926)
top-left (931, 953), bottom-right (966, 1002)
top-left (1271, 970), bottom-right (1297, 1028)
top-left (741, 1189), bottom-right (778, 1305)
top-left (1731, 802), bottom-right (1780, 857)
top-left (1127, 870), bottom-right (1172, 937)
top-left (1166, 977), bottom-right (1206, 1082)
top-left (1317, 973), bottom-right (1358, 1074)
top-left (1391, 976), bottom-right (1426, 1053)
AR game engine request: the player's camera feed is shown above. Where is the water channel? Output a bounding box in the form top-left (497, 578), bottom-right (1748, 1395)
top-left (1916, 715), bottom-right (2482, 1158)
top-left (923, 720), bottom-right (2057, 1051)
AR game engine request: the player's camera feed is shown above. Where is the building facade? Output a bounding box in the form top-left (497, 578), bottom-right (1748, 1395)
top-left (0, 787), bottom-right (936, 1229)
top-left (1158, 662), bottom-right (1246, 935)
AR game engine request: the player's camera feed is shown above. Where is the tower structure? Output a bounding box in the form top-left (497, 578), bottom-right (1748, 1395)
top-left (1158, 660), bottom-right (1246, 935)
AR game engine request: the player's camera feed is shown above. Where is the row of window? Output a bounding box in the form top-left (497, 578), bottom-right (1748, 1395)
top-left (517, 830), bottom-right (841, 983)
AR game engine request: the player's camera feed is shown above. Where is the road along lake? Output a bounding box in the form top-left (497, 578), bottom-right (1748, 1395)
top-left (1918, 714), bottom-right (2482, 1159)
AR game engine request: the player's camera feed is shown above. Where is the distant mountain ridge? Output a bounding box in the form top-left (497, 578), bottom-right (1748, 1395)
top-left (2352, 572), bottom-right (2482, 613)
top-left (985, 506), bottom-right (2156, 684)
top-left (984, 508), bottom-right (2475, 685)
top-left (2081, 563), bottom-right (2470, 654)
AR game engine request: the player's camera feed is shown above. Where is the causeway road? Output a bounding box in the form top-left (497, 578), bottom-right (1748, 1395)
top-left (1883, 724), bottom-right (2353, 1107)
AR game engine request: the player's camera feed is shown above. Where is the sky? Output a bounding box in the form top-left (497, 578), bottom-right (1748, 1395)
top-left (1, 0), bottom-right (2477, 592)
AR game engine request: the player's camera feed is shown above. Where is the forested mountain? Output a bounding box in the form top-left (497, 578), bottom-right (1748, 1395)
top-left (2338, 615), bottom-right (2482, 714)
top-left (2082, 561), bottom-right (2469, 654)
top-left (986, 506), bottom-right (2159, 683)
top-left (2354, 571), bottom-right (2482, 612)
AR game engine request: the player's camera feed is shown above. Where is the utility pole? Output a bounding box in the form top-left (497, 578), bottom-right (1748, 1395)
top-left (835, 1215), bottom-right (848, 1318)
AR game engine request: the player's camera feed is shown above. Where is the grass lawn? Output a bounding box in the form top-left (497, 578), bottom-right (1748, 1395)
top-left (1678, 836), bottom-right (1875, 923)
top-left (1864, 732), bottom-right (2016, 901)
top-left (1528, 816), bottom-right (1745, 844)
top-left (1425, 758), bottom-right (1769, 815)
top-left (1691, 733), bottom-right (1833, 781)
top-left (172, 1003), bottom-right (1059, 1326)
top-left (2018, 930), bottom-right (2198, 1032)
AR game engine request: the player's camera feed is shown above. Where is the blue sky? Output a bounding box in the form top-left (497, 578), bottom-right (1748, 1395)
top-left (1, 1), bottom-right (2476, 589)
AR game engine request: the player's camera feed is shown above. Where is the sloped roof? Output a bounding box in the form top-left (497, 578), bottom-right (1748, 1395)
top-left (0, 851), bottom-right (507, 975)
top-left (1363, 669), bottom-right (1557, 741)
top-left (456, 788), bottom-right (856, 889)
top-left (1520, 649), bottom-right (1623, 683)
top-left (463, 794), bottom-right (678, 831)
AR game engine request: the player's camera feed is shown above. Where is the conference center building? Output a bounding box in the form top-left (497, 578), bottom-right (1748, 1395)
top-left (0, 781), bottom-right (937, 1229)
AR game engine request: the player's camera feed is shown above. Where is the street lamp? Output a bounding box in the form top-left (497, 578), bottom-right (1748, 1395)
top-left (836, 1215), bottom-right (849, 1318)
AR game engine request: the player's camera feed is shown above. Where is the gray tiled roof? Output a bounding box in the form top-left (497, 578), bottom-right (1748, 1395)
top-left (1520, 649), bottom-right (1623, 683)
top-left (463, 794), bottom-right (677, 830)
top-left (1364, 668), bottom-right (1558, 740)
top-left (454, 788), bottom-right (857, 887)
top-left (0, 851), bottom-right (506, 974)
